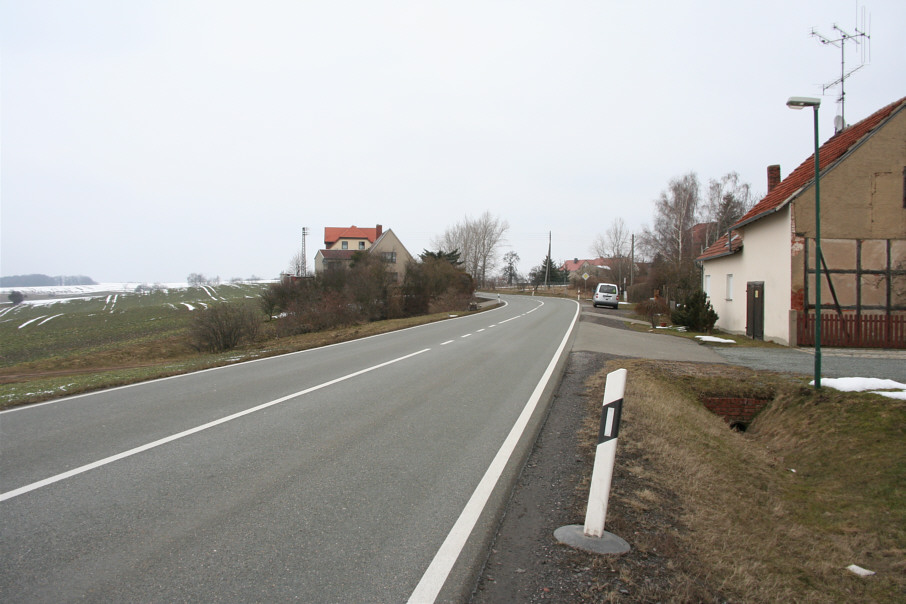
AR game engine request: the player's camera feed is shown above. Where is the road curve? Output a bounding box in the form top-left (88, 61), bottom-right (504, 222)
top-left (0, 295), bottom-right (578, 603)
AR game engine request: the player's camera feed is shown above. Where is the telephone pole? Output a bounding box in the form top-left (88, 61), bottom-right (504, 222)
top-left (544, 231), bottom-right (551, 288)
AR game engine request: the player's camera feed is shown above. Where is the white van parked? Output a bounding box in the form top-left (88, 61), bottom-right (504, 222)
top-left (592, 283), bottom-right (619, 309)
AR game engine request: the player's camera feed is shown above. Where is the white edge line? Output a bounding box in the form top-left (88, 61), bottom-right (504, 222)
top-left (0, 349), bottom-right (431, 502)
top-left (1, 301), bottom-right (512, 415)
top-left (407, 299), bottom-right (579, 603)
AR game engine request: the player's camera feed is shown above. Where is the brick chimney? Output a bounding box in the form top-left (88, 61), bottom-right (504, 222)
top-left (767, 165), bottom-right (781, 193)
top-left (375, 224), bottom-right (383, 239)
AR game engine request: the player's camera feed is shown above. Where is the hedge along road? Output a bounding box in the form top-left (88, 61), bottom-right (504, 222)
top-left (0, 295), bottom-right (579, 603)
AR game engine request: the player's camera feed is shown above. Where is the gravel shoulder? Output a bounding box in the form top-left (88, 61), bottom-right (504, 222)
top-left (470, 350), bottom-right (684, 602)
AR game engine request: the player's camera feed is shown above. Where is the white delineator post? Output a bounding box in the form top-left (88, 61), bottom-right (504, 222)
top-left (554, 368), bottom-right (630, 554)
top-left (584, 368), bottom-right (626, 537)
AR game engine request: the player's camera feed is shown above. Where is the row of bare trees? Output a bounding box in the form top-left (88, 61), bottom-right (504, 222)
top-left (585, 171), bottom-right (755, 302)
top-left (431, 212), bottom-right (509, 288)
top-left (638, 171), bottom-right (756, 299)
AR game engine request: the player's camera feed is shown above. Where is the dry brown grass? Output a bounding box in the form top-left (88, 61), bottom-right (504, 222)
top-left (0, 309), bottom-right (477, 408)
top-left (578, 359), bottom-right (906, 603)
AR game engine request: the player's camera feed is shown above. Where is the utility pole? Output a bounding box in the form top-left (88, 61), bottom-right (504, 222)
top-left (630, 234), bottom-right (635, 287)
top-left (544, 231), bottom-right (551, 288)
top-left (300, 227), bottom-right (309, 277)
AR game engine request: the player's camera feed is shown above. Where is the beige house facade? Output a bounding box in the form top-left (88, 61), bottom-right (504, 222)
top-left (699, 97), bottom-right (906, 348)
top-left (314, 225), bottom-right (414, 282)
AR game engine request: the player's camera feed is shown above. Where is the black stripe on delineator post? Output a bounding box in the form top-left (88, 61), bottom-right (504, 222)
top-left (597, 398), bottom-right (623, 445)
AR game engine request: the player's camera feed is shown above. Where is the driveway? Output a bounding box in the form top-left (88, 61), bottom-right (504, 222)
top-left (574, 305), bottom-right (906, 382)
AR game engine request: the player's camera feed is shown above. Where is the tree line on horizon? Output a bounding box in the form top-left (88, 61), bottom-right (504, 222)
top-left (1, 274), bottom-right (97, 287)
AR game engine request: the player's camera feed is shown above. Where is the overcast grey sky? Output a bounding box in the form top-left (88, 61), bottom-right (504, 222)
top-left (2, 0), bottom-right (904, 284)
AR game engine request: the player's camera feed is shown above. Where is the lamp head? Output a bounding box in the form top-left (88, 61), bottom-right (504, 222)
top-left (787, 96), bottom-right (821, 110)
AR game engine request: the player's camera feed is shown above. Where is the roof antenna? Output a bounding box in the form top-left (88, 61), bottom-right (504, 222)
top-left (811, 4), bottom-right (871, 133)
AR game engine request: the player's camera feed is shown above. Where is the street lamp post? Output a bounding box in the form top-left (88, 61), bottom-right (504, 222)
top-left (787, 96), bottom-right (822, 388)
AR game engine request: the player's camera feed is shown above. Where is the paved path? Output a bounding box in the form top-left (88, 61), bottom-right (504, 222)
top-left (574, 306), bottom-right (906, 382)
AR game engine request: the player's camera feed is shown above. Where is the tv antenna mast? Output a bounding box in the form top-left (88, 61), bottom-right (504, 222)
top-left (811, 5), bottom-right (871, 132)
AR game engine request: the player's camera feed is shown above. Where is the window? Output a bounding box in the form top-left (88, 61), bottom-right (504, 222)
top-left (381, 251), bottom-right (397, 263)
top-left (726, 274), bottom-right (734, 300)
top-left (359, 241), bottom-right (366, 250)
top-left (341, 241), bottom-right (348, 250)
top-left (704, 274), bottom-right (711, 297)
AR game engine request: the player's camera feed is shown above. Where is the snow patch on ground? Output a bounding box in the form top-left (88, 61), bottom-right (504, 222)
top-left (813, 377), bottom-right (906, 400)
top-left (696, 335), bottom-right (736, 344)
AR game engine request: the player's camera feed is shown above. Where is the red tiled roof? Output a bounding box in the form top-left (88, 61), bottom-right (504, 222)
top-left (562, 258), bottom-right (607, 272)
top-left (735, 96), bottom-right (906, 229)
top-left (697, 231), bottom-right (743, 261)
top-left (698, 96), bottom-right (906, 263)
top-left (324, 225), bottom-right (381, 245)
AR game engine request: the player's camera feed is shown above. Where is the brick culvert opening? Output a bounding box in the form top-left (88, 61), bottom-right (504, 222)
top-left (701, 397), bottom-right (770, 430)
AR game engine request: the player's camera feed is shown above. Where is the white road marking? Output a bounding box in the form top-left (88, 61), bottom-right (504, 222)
top-left (0, 349), bottom-right (431, 503)
top-left (408, 299), bottom-right (578, 603)
top-left (440, 340), bottom-right (454, 346)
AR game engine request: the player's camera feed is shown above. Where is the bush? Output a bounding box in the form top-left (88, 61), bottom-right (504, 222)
top-left (671, 290), bottom-right (718, 332)
top-left (189, 302), bottom-right (261, 352)
top-left (627, 282), bottom-right (654, 303)
top-left (7, 290), bottom-right (25, 305)
top-left (636, 298), bottom-right (670, 327)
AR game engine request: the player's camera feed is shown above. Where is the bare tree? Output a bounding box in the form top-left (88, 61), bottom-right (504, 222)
top-left (501, 251), bottom-right (520, 285)
top-left (641, 172), bottom-right (700, 270)
top-left (288, 251), bottom-right (306, 277)
top-left (433, 212), bottom-right (509, 287)
top-left (591, 218), bottom-right (631, 289)
top-left (702, 172), bottom-right (756, 248)
top-left (639, 172), bottom-right (701, 298)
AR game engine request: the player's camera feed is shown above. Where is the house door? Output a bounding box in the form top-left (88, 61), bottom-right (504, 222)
top-left (746, 282), bottom-right (764, 340)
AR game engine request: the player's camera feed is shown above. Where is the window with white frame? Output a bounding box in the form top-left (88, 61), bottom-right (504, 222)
top-left (704, 274), bottom-right (711, 297)
top-left (726, 274), bottom-right (734, 300)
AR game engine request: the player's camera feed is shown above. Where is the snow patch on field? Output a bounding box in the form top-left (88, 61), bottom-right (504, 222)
top-left (18, 316), bottom-right (47, 329)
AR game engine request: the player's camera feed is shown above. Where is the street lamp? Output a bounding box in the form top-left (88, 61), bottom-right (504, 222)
top-left (787, 96), bottom-right (822, 388)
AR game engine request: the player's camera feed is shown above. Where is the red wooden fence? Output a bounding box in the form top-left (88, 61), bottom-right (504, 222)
top-left (797, 313), bottom-right (906, 349)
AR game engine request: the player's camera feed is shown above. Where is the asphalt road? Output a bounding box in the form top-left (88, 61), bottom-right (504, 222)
top-left (0, 295), bottom-right (579, 603)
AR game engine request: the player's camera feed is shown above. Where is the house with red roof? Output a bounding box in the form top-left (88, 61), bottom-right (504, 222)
top-left (314, 224), bottom-right (414, 282)
top-left (561, 258), bottom-right (612, 282)
top-left (698, 96), bottom-right (906, 347)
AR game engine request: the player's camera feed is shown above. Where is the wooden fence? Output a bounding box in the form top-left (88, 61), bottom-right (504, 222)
top-left (797, 312), bottom-right (906, 349)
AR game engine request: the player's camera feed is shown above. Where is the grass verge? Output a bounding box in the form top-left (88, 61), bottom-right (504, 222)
top-left (0, 307), bottom-right (484, 410)
top-left (576, 359), bottom-right (905, 602)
